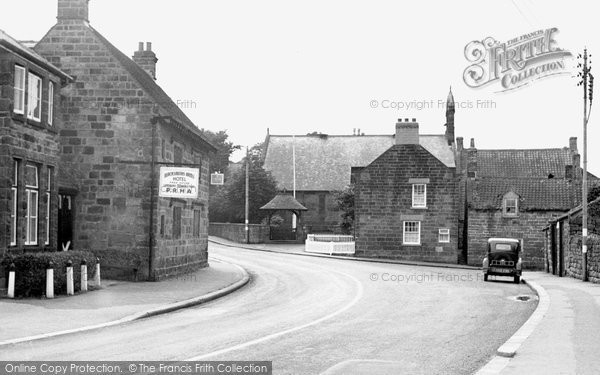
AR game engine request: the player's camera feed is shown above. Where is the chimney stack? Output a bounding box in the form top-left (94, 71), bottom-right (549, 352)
top-left (456, 137), bottom-right (464, 151)
top-left (133, 42), bottom-right (158, 80)
top-left (569, 137), bottom-right (578, 154)
top-left (470, 138), bottom-right (476, 148)
top-left (395, 118), bottom-right (419, 145)
top-left (58, 0), bottom-right (89, 22)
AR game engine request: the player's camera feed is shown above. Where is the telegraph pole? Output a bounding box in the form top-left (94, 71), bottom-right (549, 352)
top-left (245, 146), bottom-right (250, 244)
top-left (577, 48), bottom-right (594, 282)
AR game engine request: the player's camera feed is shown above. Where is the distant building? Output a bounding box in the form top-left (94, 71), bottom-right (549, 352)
top-left (0, 29), bottom-right (72, 286)
top-left (264, 88), bottom-right (595, 268)
top-left (354, 118), bottom-right (459, 263)
top-left (31, 0), bottom-right (216, 280)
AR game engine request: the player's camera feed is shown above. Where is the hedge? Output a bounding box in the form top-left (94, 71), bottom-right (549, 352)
top-left (1, 251), bottom-right (97, 298)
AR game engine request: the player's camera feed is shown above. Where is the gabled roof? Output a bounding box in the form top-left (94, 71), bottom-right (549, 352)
top-left (476, 148), bottom-right (572, 178)
top-left (469, 178), bottom-right (576, 211)
top-left (263, 134), bottom-right (454, 191)
top-left (87, 27), bottom-right (216, 152)
top-left (0, 29), bottom-right (72, 81)
top-left (260, 193), bottom-right (308, 211)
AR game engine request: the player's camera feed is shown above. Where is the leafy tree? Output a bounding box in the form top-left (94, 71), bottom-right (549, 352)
top-left (209, 142), bottom-right (278, 224)
top-left (334, 184), bottom-right (355, 235)
top-left (199, 129), bottom-right (240, 174)
top-left (589, 184), bottom-right (600, 202)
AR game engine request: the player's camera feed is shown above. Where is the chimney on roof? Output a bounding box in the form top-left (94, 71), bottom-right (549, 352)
top-left (456, 137), bottom-right (464, 151)
top-left (569, 137), bottom-right (578, 154)
top-left (133, 42), bottom-right (158, 80)
top-left (573, 153), bottom-right (581, 179)
top-left (470, 138), bottom-right (475, 148)
top-left (57, 0), bottom-right (89, 22)
top-left (395, 118), bottom-right (419, 145)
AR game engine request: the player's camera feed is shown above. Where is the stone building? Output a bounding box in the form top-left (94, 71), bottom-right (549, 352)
top-left (353, 118), bottom-right (459, 262)
top-left (543, 197), bottom-right (600, 283)
top-left (0, 30), bottom-right (72, 286)
top-left (262, 131), bottom-right (399, 234)
top-left (460, 139), bottom-right (587, 268)
top-left (31, 0), bottom-right (216, 280)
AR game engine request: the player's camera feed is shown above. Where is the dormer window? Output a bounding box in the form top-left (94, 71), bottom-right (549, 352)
top-left (503, 192), bottom-right (519, 217)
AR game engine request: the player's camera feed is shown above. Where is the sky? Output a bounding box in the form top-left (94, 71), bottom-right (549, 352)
top-left (3, 0), bottom-right (599, 175)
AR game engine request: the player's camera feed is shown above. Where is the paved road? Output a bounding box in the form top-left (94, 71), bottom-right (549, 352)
top-left (1, 243), bottom-right (536, 374)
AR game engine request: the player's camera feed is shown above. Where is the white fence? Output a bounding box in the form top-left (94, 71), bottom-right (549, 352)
top-left (305, 234), bottom-right (355, 255)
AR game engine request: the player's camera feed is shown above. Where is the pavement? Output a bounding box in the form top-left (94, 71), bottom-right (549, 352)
top-left (0, 257), bottom-right (249, 346)
top-left (476, 271), bottom-right (600, 375)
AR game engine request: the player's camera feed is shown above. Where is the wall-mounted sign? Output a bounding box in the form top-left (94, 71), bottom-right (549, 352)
top-left (159, 167), bottom-right (199, 198)
top-left (211, 172), bottom-right (224, 185)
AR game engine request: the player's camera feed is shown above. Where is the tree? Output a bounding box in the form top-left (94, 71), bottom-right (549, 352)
top-left (334, 184), bottom-right (355, 235)
top-left (199, 129), bottom-right (240, 174)
top-left (209, 141), bottom-right (278, 224)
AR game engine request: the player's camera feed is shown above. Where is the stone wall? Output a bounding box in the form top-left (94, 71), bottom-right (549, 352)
top-left (355, 144), bottom-right (459, 263)
top-left (564, 200), bottom-right (600, 282)
top-left (467, 210), bottom-right (563, 269)
top-left (209, 223), bottom-right (269, 244)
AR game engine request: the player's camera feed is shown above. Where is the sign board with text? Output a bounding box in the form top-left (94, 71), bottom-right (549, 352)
top-left (159, 167), bottom-right (199, 198)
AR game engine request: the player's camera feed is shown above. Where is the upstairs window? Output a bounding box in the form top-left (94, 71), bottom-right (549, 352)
top-left (14, 66), bottom-right (26, 114)
top-left (403, 221), bottom-right (421, 245)
top-left (503, 192), bottom-right (519, 217)
top-left (412, 184), bottom-right (427, 208)
top-left (48, 81), bottom-right (54, 126)
top-left (27, 73), bottom-right (42, 121)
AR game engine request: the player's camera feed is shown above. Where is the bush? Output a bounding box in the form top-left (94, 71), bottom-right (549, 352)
top-left (1, 251), bottom-right (97, 298)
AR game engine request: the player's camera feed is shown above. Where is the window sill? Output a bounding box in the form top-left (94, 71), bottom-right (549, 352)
top-left (411, 207), bottom-right (428, 210)
top-left (402, 243), bottom-right (422, 246)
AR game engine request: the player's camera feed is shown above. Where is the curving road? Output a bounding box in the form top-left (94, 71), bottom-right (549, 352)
top-left (1, 242), bottom-right (537, 374)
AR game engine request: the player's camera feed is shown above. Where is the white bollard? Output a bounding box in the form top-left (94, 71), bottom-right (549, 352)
top-left (94, 258), bottom-right (101, 287)
top-left (80, 260), bottom-right (88, 292)
top-left (46, 262), bottom-right (55, 299)
top-left (7, 263), bottom-right (15, 299)
top-left (66, 260), bottom-right (74, 296)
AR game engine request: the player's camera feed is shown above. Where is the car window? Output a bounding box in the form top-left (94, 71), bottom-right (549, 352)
top-left (493, 243), bottom-right (514, 251)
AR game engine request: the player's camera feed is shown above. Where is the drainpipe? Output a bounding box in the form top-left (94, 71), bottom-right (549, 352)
top-left (148, 118), bottom-right (157, 280)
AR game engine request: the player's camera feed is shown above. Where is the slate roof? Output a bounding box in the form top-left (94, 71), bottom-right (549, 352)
top-left (469, 178), bottom-right (577, 211)
top-left (88, 27), bottom-right (216, 152)
top-left (263, 134), bottom-right (455, 191)
top-left (260, 193), bottom-right (308, 211)
top-left (476, 148), bottom-right (572, 178)
top-left (0, 29), bottom-right (71, 81)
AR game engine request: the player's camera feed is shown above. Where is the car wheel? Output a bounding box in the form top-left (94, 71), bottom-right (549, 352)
top-left (514, 276), bottom-right (520, 284)
top-left (483, 274), bottom-right (488, 282)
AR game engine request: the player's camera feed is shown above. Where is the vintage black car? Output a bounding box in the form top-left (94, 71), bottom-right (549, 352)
top-left (482, 238), bottom-right (523, 284)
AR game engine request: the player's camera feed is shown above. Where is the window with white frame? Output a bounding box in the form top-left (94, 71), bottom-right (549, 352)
top-left (10, 160), bottom-right (19, 246)
top-left (27, 73), bottom-right (42, 121)
top-left (14, 65), bottom-right (26, 114)
top-left (403, 221), bottom-right (421, 245)
top-left (412, 184), bottom-right (427, 208)
top-left (25, 164), bottom-right (39, 245)
top-left (439, 228), bottom-right (450, 243)
top-left (503, 192), bottom-right (519, 217)
top-left (48, 81), bottom-right (54, 125)
top-left (45, 167), bottom-right (53, 245)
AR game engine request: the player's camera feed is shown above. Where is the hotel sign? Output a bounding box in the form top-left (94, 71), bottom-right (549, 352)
top-left (159, 167), bottom-right (199, 198)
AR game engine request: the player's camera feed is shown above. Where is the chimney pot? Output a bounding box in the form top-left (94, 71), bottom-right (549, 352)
top-left (470, 138), bottom-right (475, 148)
top-left (457, 137), bottom-right (464, 150)
top-left (138, 42), bottom-right (144, 51)
top-left (404, 118), bottom-right (409, 122)
top-left (412, 118), bottom-right (416, 122)
top-left (398, 118), bottom-right (402, 122)
top-left (146, 42), bottom-right (152, 51)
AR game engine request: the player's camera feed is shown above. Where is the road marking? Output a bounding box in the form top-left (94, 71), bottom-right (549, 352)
top-left (185, 263), bottom-right (364, 360)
